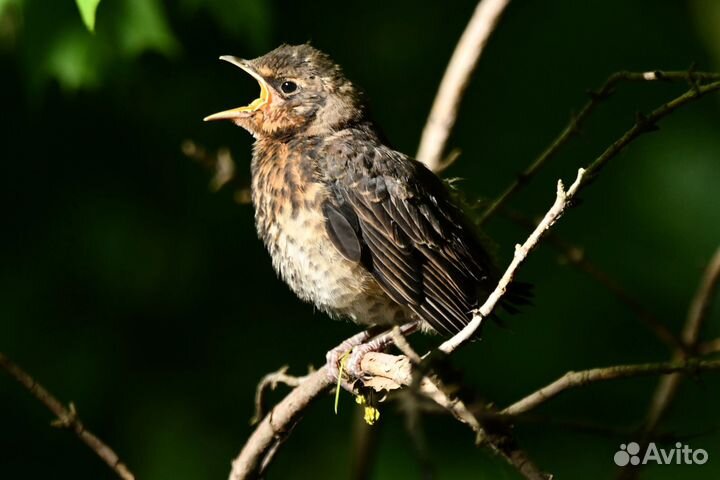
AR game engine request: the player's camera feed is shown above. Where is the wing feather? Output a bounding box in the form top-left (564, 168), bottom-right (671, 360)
top-left (322, 147), bottom-right (529, 335)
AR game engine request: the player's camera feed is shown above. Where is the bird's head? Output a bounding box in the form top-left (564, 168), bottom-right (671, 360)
top-left (204, 44), bottom-right (364, 138)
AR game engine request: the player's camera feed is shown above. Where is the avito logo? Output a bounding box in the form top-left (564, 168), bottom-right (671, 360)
top-left (614, 442), bottom-right (709, 466)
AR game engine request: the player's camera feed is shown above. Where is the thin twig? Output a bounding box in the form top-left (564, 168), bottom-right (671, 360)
top-left (251, 365), bottom-right (312, 425)
top-left (502, 358), bottom-right (720, 416)
top-left (439, 168), bottom-right (586, 354)
top-left (441, 79), bottom-right (720, 354)
top-left (416, 0), bottom-right (512, 171)
top-left (478, 71), bottom-right (720, 224)
top-left (181, 139), bottom-right (251, 203)
top-left (641, 246), bottom-right (720, 434)
top-left (230, 366), bottom-right (332, 480)
top-left (583, 80), bottom-right (720, 180)
top-left (0, 352), bottom-right (135, 480)
top-left (683, 246), bottom-right (720, 348)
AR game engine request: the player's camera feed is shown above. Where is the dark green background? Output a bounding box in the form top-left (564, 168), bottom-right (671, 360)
top-left (2, 0), bottom-right (719, 478)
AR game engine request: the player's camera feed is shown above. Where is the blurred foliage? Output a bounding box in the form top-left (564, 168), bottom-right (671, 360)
top-left (1, 1), bottom-right (719, 480)
top-left (75, 0), bottom-right (101, 32)
top-left (2, 0), bottom-right (270, 93)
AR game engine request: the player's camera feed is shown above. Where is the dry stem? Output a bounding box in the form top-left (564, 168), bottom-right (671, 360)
top-left (0, 352), bottom-right (135, 480)
top-left (416, 0), bottom-right (512, 170)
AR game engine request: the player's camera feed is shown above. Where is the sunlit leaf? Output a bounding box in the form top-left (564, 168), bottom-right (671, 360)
top-left (75, 0), bottom-right (101, 33)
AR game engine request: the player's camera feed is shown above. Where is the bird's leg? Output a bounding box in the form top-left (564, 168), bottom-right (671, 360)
top-left (346, 321), bottom-right (420, 379)
top-left (326, 329), bottom-right (376, 381)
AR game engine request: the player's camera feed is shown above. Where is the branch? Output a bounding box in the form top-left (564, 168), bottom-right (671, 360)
top-left (416, 0), bottom-right (511, 171)
top-left (478, 70), bottom-right (720, 224)
top-left (359, 353), bottom-right (720, 419)
top-left (683, 246), bottom-right (720, 348)
top-left (229, 366), bottom-right (333, 480)
top-left (0, 352), bottom-right (135, 480)
top-left (438, 168), bottom-right (586, 353)
top-left (181, 139), bottom-right (251, 204)
top-left (641, 246), bottom-right (720, 434)
top-left (438, 79), bottom-right (720, 353)
top-left (361, 354), bottom-right (550, 480)
top-left (503, 358), bottom-right (720, 416)
top-left (251, 365), bottom-right (313, 425)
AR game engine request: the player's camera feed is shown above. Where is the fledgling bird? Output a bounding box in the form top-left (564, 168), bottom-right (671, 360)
top-left (205, 44), bottom-right (529, 378)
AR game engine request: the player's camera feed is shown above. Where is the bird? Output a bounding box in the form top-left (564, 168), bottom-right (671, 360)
top-left (204, 44), bottom-right (529, 379)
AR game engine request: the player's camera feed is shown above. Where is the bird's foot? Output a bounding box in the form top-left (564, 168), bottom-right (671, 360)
top-left (346, 342), bottom-right (378, 379)
top-left (325, 330), bottom-right (372, 382)
top-left (327, 321), bottom-right (420, 382)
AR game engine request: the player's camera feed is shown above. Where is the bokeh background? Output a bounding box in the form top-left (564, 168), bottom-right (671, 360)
top-left (2, 0), bottom-right (720, 479)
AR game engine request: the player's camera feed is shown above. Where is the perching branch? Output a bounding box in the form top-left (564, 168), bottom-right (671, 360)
top-left (416, 0), bottom-right (512, 170)
top-left (477, 70), bottom-right (720, 224)
top-left (0, 352), bottom-right (135, 480)
top-left (357, 354), bottom-right (720, 419)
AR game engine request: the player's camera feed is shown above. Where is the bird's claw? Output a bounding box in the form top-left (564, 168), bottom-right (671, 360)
top-left (346, 343), bottom-right (374, 379)
top-left (325, 341), bottom-right (353, 382)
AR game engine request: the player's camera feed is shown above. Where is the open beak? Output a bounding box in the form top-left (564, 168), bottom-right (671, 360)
top-left (203, 56), bottom-right (271, 122)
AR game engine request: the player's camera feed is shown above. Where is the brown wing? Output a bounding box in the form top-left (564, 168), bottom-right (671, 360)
top-left (323, 155), bottom-right (507, 336)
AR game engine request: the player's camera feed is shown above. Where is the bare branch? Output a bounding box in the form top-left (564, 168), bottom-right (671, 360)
top-left (416, 0), bottom-right (511, 170)
top-left (252, 365), bottom-right (313, 425)
top-left (583, 80), bottom-right (720, 180)
top-left (642, 246), bottom-right (720, 434)
top-left (478, 71), bottom-right (720, 224)
top-left (439, 79), bottom-right (720, 353)
top-left (181, 139), bottom-right (251, 203)
top-left (683, 246), bottom-right (720, 347)
top-left (0, 352), bottom-right (135, 480)
top-left (361, 354), bottom-right (550, 480)
top-left (502, 358), bottom-right (720, 416)
top-left (439, 168), bottom-right (586, 354)
top-left (229, 366), bottom-right (332, 480)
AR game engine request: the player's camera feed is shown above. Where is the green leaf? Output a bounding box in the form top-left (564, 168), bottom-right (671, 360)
top-left (75, 0), bottom-right (101, 33)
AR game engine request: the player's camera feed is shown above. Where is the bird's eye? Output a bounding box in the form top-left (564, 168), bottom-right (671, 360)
top-left (280, 81), bottom-right (298, 94)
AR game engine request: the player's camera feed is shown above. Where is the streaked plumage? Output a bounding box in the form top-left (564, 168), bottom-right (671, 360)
top-left (205, 44), bottom-right (529, 339)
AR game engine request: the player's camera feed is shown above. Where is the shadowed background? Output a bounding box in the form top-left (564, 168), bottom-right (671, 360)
top-left (1, 0), bottom-right (720, 478)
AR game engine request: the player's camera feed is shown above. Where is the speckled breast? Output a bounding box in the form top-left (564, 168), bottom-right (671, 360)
top-left (250, 140), bottom-right (405, 326)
